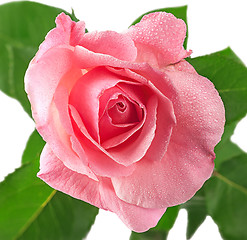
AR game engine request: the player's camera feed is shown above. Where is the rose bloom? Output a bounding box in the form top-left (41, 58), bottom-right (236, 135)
top-left (25, 12), bottom-right (225, 232)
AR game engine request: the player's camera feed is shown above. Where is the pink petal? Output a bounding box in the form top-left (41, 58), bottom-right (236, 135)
top-left (25, 47), bottom-right (96, 178)
top-left (69, 104), bottom-right (136, 177)
top-left (99, 179), bottom-right (166, 232)
top-left (69, 67), bottom-right (129, 142)
top-left (107, 69), bottom-right (177, 162)
top-left (34, 13), bottom-right (85, 62)
top-left (99, 78), bottom-right (167, 167)
top-left (106, 95), bottom-right (157, 166)
top-left (74, 45), bottom-right (140, 70)
top-left (25, 47), bottom-right (74, 125)
top-left (38, 145), bottom-right (166, 232)
top-left (165, 59), bottom-right (197, 74)
top-left (69, 66), bottom-right (157, 171)
top-left (99, 115), bottom-right (141, 149)
top-left (53, 67), bottom-right (83, 136)
top-left (125, 12), bottom-right (191, 68)
top-left (165, 68), bottom-right (225, 151)
top-left (53, 78), bottom-right (100, 179)
top-left (112, 68), bottom-right (225, 208)
top-left (80, 30), bottom-right (137, 61)
top-left (38, 145), bottom-right (103, 208)
top-left (107, 95), bottom-right (140, 124)
top-left (99, 89), bottom-right (144, 148)
top-left (69, 66), bottom-right (160, 167)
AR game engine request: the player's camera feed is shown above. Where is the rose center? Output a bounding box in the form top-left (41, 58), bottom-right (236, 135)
top-left (116, 102), bottom-right (126, 112)
top-left (107, 95), bottom-right (141, 125)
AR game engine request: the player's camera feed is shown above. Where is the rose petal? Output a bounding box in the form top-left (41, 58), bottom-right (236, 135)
top-left (112, 68), bottom-right (225, 208)
top-left (165, 59), bottom-right (198, 74)
top-left (38, 145), bottom-right (166, 232)
top-left (25, 47), bottom-right (96, 178)
top-left (25, 47), bottom-right (74, 125)
top-left (38, 145), bottom-right (102, 208)
top-left (125, 12), bottom-right (191, 68)
top-left (99, 80), bottom-right (162, 166)
top-left (53, 78), bottom-right (99, 179)
top-left (53, 67), bottom-right (83, 136)
top-left (106, 95), bottom-right (157, 166)
top-left (109, 70), bottom-right (176, 161)
top-left (107, 95), bottom-right (140, 124)
top-left (34, 13), bottom-right (85, 62)
top-left (69, 66), bottom-right (160, 167)
top-left (74, 45), bottom-right (140, 70)
top-left (100, 116), bottom-right (141, 149)
top-left (69, 104), bottom-right (136, 177)
top-left (80, 30), bottom-right (137, 61)
top-left (69, 67), bottom-right (157, 168)
top-left (165, 68), bottom-right (225, 151)
top-left (99, 89), bottom-right (145, 148)
top-left (99, 179), bottom-right (166, 233)
top-left (69, 67), bottom-right (131, 142)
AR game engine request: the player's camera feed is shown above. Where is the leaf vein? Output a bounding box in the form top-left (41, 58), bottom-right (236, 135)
top-left (15, 190), bottom-right (57, 240)
top-left (213, 171), bottom-right (247, 195)
top-left (219, 88), bottom-right (247, 93)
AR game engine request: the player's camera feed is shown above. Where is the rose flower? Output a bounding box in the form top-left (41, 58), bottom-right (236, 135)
top-left (25, 12), bottom-right (225, 232)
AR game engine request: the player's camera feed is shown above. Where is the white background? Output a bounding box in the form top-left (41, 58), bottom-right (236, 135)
top-left (0, 0), bottom-right (246, 239)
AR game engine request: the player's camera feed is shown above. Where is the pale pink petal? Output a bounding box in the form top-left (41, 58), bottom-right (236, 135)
top-left (25, 47), bottom-right (97, 178)
top-left (25, 47), bottom-right (74, 125)
top-left (38, 145), bottom-right (166, 232)
top-left (53, 67), bottom-right (83, 136)
top-left (38, 145), bottom-right (102, 208)
top-left (44, 102), bottom-right (98, 180)
top-left (34, 13), bottom-right (85, 62)
top-left (74, 45), bottom-right (140, 69)
top-left (79, 30), bottom-right (137, 61)
top-left (125, 12), bottom-right (191, 68)
top-left (112, 151), bottom-right (213, 209)
top-left (99, 179), bottom-right (166, 232)
top-left (74, 44), bottom-right (165, 79)
top-left (165, 59), bottom-right (198, 74)
top-left (112, 69), bottom-right (225, 208)
top-left (165, 69), bottom-right (225, 151)
top-left (143, 97), bottom-right (176, 161)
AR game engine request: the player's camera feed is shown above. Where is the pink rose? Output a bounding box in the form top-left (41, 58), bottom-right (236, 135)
top-left (25, 12), bottom-right (225, 232)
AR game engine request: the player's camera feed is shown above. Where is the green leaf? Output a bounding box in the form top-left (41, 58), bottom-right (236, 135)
top-left (204, 154), bottom-right (247, 240)
top-left (214, 119), bottom-right (244, 168)
top-left (0, 131), bottom-right (98, 240)
top-left (130, 206), bottom-right (179, 240)
top-left (17, 191), bottom-right (98, 240)
top-left (22, 130), bottom-right (45, 164)
top-left (0, 1), bottom-right (78, 116)
top-left (187, 47), bottom-right (247, 125)
top-left (129, 6), bottom-right (188, 49)
top-left (182, 189), bottom-right (207, 239)
top-left (215, 140), bottom-right (244, 169)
